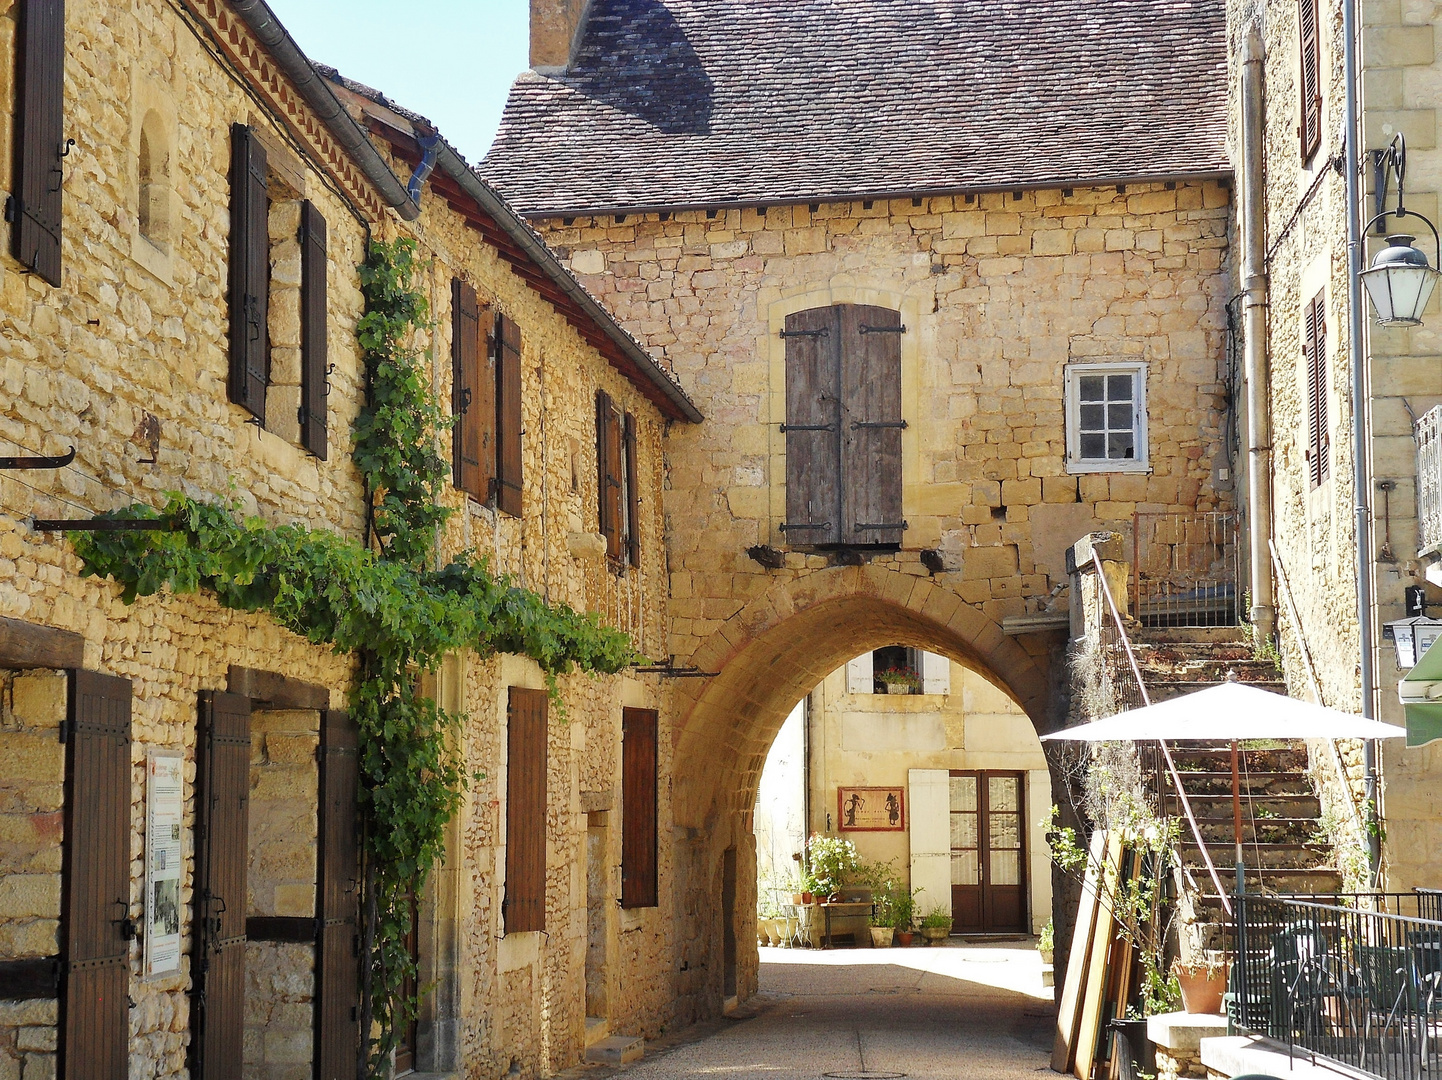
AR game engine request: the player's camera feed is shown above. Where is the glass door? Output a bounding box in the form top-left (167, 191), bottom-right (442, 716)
top-left (949, 771), bottom-right (1027, 934)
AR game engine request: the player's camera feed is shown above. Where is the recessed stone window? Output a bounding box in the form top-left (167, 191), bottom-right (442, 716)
top-left (137, 110), bottom-right (170, 249)
top-left (1064, 361), bottom-right (1149, 474)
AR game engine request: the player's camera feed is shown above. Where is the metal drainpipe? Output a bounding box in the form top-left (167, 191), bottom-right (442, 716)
top-left (1241, 28), bottom-right (1277, 646)
top-left (1341, 0), bottom-right (1383, 879)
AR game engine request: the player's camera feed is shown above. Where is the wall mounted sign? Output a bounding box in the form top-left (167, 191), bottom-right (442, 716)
top-left (144, 748), bottom-right (184, 976)
top-left (837, 786), bottom-right (905, 831)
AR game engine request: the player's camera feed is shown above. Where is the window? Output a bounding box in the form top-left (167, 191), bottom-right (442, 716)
top-left (782, 304), bottom-right (905, 547)
top-left (1064, 362), bottom-right (1149, 473)
top-left (1298, 0), bottom-right (1322, 160)
top-left (137, 111), bottom-right (171, 249)
top-left (1304, 291), bottom-right (1329, 487)
top-left (620, 708), bottom-right (658, 909)
top-left (597, 394), bottom-right (641, 567)
top-left (844, 649), bottom-right (950, 695)
top-left (504, 687), bottom-right (547, 934)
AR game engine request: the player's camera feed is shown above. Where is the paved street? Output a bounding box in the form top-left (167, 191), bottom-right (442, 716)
top-left (610, 942), bottom-right (1056, 1080)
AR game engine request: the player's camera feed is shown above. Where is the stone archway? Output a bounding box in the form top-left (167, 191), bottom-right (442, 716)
top-left (662, 564), bottom-right (1068, 1018)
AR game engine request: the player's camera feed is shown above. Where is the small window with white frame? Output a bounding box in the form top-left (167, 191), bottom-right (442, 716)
top-left (1065, 362), bottom-right (1149, 473)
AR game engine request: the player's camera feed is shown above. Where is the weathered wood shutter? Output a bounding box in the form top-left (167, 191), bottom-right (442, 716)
top-left (596, 392), bottom-right (623, 560)
top-left (1298, 0), bottom-right (1322, 159)
top-left (495, 315), bottom-right (524, 517)
top-left (783, 307), bottom-right (842, 545)
top-left (840, 304), bottom-right (905, 546)
top-left (504, 687), bottom-right (547, 934)
top-left (1304, 291), bottom-right (1329, 487)
top-left (451, 278), bottom-right (488, 499)
top-left (315, 710), bottom-right (359, 1080)
top-left (228, 124), bottom-right (268, 420)
top-left (12, 0), bottom-right (65, 286)
top-left (60, 670), bottom-right (131, 1080)
top-left (623, 412), bottom-right (641, 567)
top-left (192, 691), bottom-right (251, 1080)
top-left (299, 201), bottom-right (328, 459)
top-left (620, 708), bottom-right (658, 909)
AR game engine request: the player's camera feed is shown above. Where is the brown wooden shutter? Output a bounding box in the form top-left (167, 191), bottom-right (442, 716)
top-left (623, 412), bottom-right (641, 567)
top-left (620, 708), bottom-right (658, 909)
top-left (1298, 0), bottom-right (1322, 160)
top-left (783, 307), bottom-right (842, 545)
top-left (840, 304), bottom-right (905, 546)
top-left (504, 687), bottom-right (547, 934)
top-left (228, 124), bottom-right (268, 420)
top-left (1304, 292), bottom-right (1329, 488)
top-left (12, 0), bottom-right (65, 286)
top-left (596, 392), bottom-right (623, 560)
top-left (451, 278), bottom-right (491, 499)
top-left (299, 201), bottom-right (328, 459)
top-left (191, 691), bottom-right (251, 1080)
top-left (495, 315), bottom-right (524, 516)
top-left (315, 710), bottom-right (360, 1080)
top-left (60, 670), bottom-right (131, 1080)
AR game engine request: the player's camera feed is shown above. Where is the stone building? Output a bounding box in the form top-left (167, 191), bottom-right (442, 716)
top-left (486, 0), bottom-right (1236, 1004)
top-left (0, 2), bottom-right (696, 1079)
top-left (1222, 0), bottom-right (1442, 891)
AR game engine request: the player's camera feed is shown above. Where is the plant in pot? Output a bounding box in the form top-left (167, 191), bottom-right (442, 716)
top-left (1038, 918), bottom-right (1054, 965)
top-left (804, 833), bottom-right (860, 901)
top-left (1172, 951), bottom-right (1229, 1015)
top-left (889, 886), bottom-right (918, 946)
top-left (875, 666), bottom-right (920, 695)
top-left (919, 906), bottom-right (953, 945)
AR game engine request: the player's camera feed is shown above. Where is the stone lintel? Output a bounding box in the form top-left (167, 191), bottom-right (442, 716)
top-left (228, 666), bottom-right (328, 711)
top-left (0, 617), bottom-right (84, 672)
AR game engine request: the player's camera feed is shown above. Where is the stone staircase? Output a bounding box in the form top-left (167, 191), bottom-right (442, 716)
top-left (1130, 627), bottom-right (1341, 916)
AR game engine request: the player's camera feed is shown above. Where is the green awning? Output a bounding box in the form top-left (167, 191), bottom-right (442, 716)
top-left (1405, 701), bottom-right (1442, 747)
top-left (1406, 633), bottom-right (1442, 683)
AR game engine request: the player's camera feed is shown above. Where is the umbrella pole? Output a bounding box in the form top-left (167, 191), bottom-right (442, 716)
top-left (1232, 739), bottom-right (1244, 896)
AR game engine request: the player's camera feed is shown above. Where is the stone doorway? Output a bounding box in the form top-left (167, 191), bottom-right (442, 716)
top-left (584, 806), bottom-right (609, 1023)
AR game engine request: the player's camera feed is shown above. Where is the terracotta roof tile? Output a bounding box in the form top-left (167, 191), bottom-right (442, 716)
top-left (482, 0), bottom-right (1230, 215)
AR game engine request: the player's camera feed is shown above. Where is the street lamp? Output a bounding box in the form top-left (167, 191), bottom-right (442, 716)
top-left (1360, 134), bottom-right (1442, 328)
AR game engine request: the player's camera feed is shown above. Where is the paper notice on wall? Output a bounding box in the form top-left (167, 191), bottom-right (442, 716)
top-left (145, 749), bottom-right (184, 976)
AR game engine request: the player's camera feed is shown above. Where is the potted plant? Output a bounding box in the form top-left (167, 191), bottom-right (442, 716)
top-left (875, 666), bottom-right (920, 695)
top-left (804, 834), bottom-right (861, 901)
top-left (1038, 919), bottom-right (1054, 965)
top-left (919, 906), bottom-right (952, 945)
top-left (889, 885), bottom-right (918, 945)
top-left (1173, 953), bottom-right (1229, 1015)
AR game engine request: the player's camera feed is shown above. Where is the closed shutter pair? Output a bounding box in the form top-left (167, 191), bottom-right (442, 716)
top-left (228, 125), bottom-right (330, 458)
top-left (783, 304), bottom-right (905, 547)
top-left (596, 392), bottom-right (640, 564)
top-left (451, 279), bottom-right (522, 515)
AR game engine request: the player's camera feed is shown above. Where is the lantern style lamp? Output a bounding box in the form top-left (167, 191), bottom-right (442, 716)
top-left (1385, 615), bottom-right (1442, 669)
top-left (1362, 133), bottom-right (1442, 328)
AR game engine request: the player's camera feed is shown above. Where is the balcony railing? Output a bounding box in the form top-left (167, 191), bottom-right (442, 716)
top-left (1132, 511), bottom-right (1240, 627)
top-left (1417, 405), bottom-right (1442, 557)
top-left (1231, 891), bottom-right (1442, 1080)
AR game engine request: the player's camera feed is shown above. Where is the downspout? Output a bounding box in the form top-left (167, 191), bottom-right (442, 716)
top-left (1241, 28), bottom-right (1276, 646)
top-left (1341, 0), bottom-right (1382, 879)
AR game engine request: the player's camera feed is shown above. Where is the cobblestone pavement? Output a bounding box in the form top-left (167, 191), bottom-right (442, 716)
top-left (591, 941), bottom-right (1056, 1080)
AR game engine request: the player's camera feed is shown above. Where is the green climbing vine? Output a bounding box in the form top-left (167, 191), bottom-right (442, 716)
top-left (71, 237), bottom-right (639, 1078)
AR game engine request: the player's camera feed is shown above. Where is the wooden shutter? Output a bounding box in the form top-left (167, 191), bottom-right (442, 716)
top-left (1304, 292), bottom-right (1329, 487)
top-left (495, 315), bottom-right (523, 517)
top-left (451, 278), bottom-right (493, 499)
top-left (504, 688), bottom-right (547, 934)
top-left (840, 304), bottom-right (905, 546)
top-left (623, 412), bottom-right (641, 567)
top-left (191, 691), bottom-right (251, 1080)
top-left (596, 392), bottom-right (623, 560)
top-left (299, 201), bottom-right (328, 459)
top-left (60, 670), bottom-right (131, 1080)
top-left (783, 307), bottom-right (842, 545)
top-left (1298, 0), bottom-right (1322, 159)
top-left (620, 708), bottom-right (658, 909)
top-left (228, 124), bottom-right (268, 420)
top-left (315, 710), bottom-right (360, 1080)
top-left (12, 0), bottom-right (65, 286)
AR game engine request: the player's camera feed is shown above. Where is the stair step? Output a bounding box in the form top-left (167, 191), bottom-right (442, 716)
top-left (585, 1018), bottom-right (609, 1048)
top-left (1136, 628), bottom-right (1249, 644)
top-left (586, 1036), bottom-right (644, 1065)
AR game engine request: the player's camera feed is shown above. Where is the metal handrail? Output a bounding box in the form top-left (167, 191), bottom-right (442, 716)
top-left (1093, 566), bottom-right (1233, 916)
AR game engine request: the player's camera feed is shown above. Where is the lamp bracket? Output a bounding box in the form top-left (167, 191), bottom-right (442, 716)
top-left (1373, 132), bottom-right (1409, 233)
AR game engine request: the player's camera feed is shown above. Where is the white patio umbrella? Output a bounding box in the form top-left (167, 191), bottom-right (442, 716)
top-left (1042, 681), bottom-right (1404, 897)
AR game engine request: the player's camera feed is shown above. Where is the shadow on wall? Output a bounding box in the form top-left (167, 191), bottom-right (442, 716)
top-left (563, 0), bottom-right (713, 135)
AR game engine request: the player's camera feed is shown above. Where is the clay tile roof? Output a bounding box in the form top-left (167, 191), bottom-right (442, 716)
top-left (482, 0), bottom-right (1230, 216)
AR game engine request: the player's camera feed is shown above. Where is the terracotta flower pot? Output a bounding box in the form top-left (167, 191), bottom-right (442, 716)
top-left (1175, 965), bottom-right (1228, 1014)
top-left (896, 930), bottom-right (915, 946)
top-left (870, 927), bottom-right (894, 948)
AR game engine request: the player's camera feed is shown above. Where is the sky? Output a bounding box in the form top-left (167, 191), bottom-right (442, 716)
top-left (264, 0), bottom-right (530, 166)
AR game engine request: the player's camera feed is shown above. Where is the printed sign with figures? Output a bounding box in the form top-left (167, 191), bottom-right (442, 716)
top-left (145, 749), bottom-right (184, 976)
top-left (837, 786), bottom-right (905, 831)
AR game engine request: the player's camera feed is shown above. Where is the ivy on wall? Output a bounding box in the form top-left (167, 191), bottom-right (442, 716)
top-left (72, 237), bottom-right (639, 1078)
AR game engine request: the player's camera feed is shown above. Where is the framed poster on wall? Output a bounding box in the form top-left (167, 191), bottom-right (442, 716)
top-left (145, 748), bottom-right (184, 976)
top-left (837, 786), bottom-right (905, 831)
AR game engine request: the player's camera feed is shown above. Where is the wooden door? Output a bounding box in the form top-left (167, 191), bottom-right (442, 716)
top-left (192, 691), bottom-right (251, 1080)
top-left (392, 892), bottom-right (418, 1076)
top-left (949, 771), bottom-right (1026, 934)
top-left (315, 710), bottom-right (360, 1080)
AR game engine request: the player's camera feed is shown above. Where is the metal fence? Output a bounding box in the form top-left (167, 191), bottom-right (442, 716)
top-left (1417, 405), bottom-right (1442, 557)
top-left (1231, 891), bottom-right (1442, 1080)
top-left (1132, 511), bottom-right (1240, 627)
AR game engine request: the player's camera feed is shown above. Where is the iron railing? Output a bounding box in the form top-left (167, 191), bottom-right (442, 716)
top-left (1133, 511), bottom-right (1240, 627)
top-left (1231, 891), bottom-right (1442, 1080)
top-left (1417, 405), bottom-right (1442, 557)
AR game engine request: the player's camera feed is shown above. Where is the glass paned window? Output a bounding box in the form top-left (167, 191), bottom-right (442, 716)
top-left (951, 851), bottom-right (979, 885)
top-left (990, 850), bottom-right (1020, 886)
top-left (1077, 370), bottom-right (1136, 461)
top-left (949, 775), bottom-right (977, 812)
top-left (950, 813), bottom-right (977, 850)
